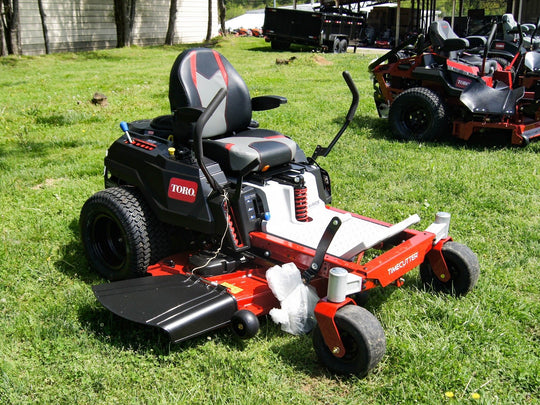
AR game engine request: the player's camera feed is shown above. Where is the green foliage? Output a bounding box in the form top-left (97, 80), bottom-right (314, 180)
top-left (0, 37), bottom-right (539, 404)
top-left (399, 0), bottom-right (508, 17)
top-left (225, 0), bottom-right (298, 19)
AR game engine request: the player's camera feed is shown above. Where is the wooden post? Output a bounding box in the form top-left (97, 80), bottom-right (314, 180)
top-left (395, 0), bottom-right (401, 46)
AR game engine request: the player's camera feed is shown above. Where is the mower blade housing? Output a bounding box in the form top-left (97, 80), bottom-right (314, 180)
top-left (92, 274), bottom-right (237, 343)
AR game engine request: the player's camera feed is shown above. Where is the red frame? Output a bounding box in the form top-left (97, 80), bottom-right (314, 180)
top-left (146, 205), bottom-right (453, 358)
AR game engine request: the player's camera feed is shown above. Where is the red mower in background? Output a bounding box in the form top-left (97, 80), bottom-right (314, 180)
top-left (496, 16), bottom-right (540, 92)
top-left (80, 48), bottom-right (479, 377)
top-left (369, 20), bottom-right (540, 146)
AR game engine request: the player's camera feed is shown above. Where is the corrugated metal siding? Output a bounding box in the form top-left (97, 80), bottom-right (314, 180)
top-left (521, 0), bottom-right (540, 25)
top-left (176, 0), bottom-right (219, 43)
top-left (17, 0), bottom-right (219, 55)
top-left (19, 0), bottom-right (117, 54)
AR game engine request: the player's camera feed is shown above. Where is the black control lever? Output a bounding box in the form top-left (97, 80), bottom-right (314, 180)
top-left (194, 88), bottom-right (227, 194)
top-left (311, 71), bottom-right (359, 161)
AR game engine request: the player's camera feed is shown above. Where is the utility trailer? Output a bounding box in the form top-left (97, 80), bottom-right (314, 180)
top-left (263, 6), bottom-right (365, 52)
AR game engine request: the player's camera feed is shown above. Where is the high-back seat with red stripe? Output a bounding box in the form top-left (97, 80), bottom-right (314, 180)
top-left (169, 48), bottom-right (299, 174)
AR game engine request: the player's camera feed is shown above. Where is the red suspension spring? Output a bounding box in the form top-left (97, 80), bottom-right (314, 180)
top-left (225, 203), bottom-right (244, 248)
top-left (294, 186), bottom-right (310, 222)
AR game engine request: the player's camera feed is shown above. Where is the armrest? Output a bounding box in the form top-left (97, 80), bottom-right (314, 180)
top-left (442, 37), bottom-right (469, 51)
top-left (174, 106), bottom-right (204, 123)
top-left (251, 95), bottom-right (287, 111)
top-left (522, 24), bottom-right (535, 33)
top-left (465, 35), bottom-right (486, 48)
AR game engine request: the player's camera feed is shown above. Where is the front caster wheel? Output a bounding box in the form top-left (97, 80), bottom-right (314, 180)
top-left (312, 305), bottom-right (386, 377)
top-left (420, 241), bottom-right (480, 296)
top-left (231, 310), bottom-right (259, 339)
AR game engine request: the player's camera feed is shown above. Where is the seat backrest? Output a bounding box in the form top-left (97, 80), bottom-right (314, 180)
top-left (429, 21), bottom-right (469, 59)
top-left (502, 14), bottom-right (517, 34)
top-left (169, 48), bottom-right (252, 139)
top-left (429, 20), bottom-right (459, 49)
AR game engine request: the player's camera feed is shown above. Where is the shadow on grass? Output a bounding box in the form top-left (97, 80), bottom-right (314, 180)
top-left (0, 134), bottom-right (103, 160)
top-left (246, 42), bottom-right (327, 53)
top-left (348, 114), bottom-right (533, 151)
top-left (55, 220), bottom-right (102, 283)
top-left (77, 301), bottom-right (277, 356)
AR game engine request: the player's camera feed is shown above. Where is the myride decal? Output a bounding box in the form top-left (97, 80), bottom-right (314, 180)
top-left (168, 178), bottom-right (198, 203)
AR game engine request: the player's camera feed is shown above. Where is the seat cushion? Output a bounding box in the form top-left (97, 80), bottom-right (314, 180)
top-left (459, 55), bottom-right (498, 74)
top-left (203, 129), bottom-right (297, 173)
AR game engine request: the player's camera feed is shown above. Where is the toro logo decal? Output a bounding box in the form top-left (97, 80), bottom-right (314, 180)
top-left (168, 178), bottom-right (198, 203)
top-left (495, 42), bottom-right (505, 50)
top-left (455, 77), bottom-right (472, 89)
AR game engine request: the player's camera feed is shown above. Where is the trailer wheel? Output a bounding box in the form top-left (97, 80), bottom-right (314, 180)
top-left (339, 39), bottom-right (348, 53)
top-left (80, 186), bottom-right (170, 281)
top-left (388, 87), bottom-right (449, 142)
top-left (333, 38), bottom-right (341, 53)
top-left (420, 242), bottom-right (480, 296)
top-left (312, 305), bottom-right (386, 377)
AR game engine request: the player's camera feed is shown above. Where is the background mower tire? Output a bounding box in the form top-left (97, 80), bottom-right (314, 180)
top-left (388, 87), bottom-right (448, 142)
top-left (80, 186), bottom-right (172, 281)
top-left (312, 305), bottom-right (386, 377)
top-left (420, 241), bottom-right (480, 296)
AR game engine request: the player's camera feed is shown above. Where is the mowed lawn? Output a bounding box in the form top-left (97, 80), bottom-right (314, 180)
top-left (0, 37), bottom-right (538, 404)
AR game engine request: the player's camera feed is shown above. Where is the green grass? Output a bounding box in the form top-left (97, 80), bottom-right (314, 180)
top-left (1, 37), bottom-right (539, 404)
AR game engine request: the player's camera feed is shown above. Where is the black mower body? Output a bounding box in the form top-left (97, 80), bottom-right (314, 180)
top-left (105, 133), bottom-right (226, 234)
top-left (104, 121), bottom-right (332, 245)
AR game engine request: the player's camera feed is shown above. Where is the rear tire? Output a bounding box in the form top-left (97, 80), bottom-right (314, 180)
top-left (420, 242), bottom-right (480, 296)
top-left (80, 186), bottom-right (171, 281)
top-left (389, 87), bottom-right (448, 142)
top-left (312, 305), bottom-right (386, 377)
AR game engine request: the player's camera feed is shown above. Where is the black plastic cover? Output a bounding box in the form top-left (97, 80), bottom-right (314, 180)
top-left (460, 80), bottom-right (525, 115)
top-left (93, 274), bottom-right (238, 343)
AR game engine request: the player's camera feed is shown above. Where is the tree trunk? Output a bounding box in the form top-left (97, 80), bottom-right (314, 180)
top-left (2, 0), bottom-right (22, 55)
top-left (127, 0), bottom-right (136, 46)
top-left (0, 1), bottom-right (6, 56)
top-left (218, 0), bottom-right (226, 36)
top-left (206, 0), bottom-right (212, 42)
top-left (37, 0), bottom-right (50, 54)
top-left (114, 0), bottom-right (136, 48)
top-left (113, 0), bottom-right (125, 47)
top-left (165, 0), bottom-right (177, 45)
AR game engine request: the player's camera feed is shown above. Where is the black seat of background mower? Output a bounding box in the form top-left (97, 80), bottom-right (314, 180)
top-left (429, 21), bottom-right (497, 74)
top-left (168, 48), bottom-right (298, 174)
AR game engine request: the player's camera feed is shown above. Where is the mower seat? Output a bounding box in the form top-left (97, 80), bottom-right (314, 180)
top-left (429, 20), bottom-right (469, 59)
top-left (429, 21), bottom-right (497, 74)
top-left (169, 48), bottom-right (297, 174)
top-left (502, 13), bottom-right (519, 42)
